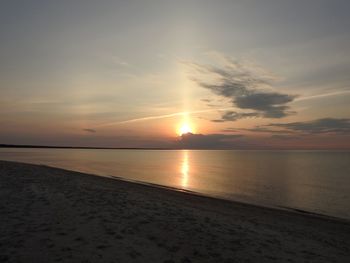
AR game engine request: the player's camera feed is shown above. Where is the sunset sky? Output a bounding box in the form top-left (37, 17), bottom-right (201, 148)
top-left (1, 0), bottom-right (350, 149)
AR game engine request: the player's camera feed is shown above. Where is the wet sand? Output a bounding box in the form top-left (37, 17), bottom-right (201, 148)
top-left (0, 160), bottom-right (349, 262)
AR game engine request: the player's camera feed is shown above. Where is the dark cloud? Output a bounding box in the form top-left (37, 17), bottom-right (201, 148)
top-left (188, 59), bottom-right (297, 121)
top-left (234, 92), bottom-right (296, 118)
top-left (221, 128), bottom-right (239, 133)
top-left (212, 111), bottom-right (260, 122)
top-left (232, 118), bottom-right (350, 136)
top-left (176, 132), bottom-right (243, 149)
top-left (270, 135), bottom-right (300, 140)
top-left (268, 118), bottom-right (350, 134)
top-left (83, 128), bottom-right (97, 133)
top-left (238, 127), bottom-right (295, 134)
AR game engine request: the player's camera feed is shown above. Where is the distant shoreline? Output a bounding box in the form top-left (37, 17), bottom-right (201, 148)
top-left (0, 144), bottom-right (171, 150)
top-left (1, 144), bottom-right (349, 151)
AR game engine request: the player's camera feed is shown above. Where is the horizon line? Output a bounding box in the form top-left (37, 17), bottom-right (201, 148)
top-left (1, 144), bottom-right (349, 151)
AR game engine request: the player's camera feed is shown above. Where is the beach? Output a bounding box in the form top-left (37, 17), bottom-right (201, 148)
top-left (0, 160), bottom-right (349, 262)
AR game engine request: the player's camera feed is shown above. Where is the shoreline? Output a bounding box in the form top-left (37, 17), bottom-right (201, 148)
top-left (1, 160), bottom-right (350, 262)
top-left (111, 176), bottom-right (350, 224)
top-left (4, 159), bottom-right (350, 223)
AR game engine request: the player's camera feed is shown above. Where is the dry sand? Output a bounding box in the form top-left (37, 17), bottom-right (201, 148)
top-left (0, 160), bottom-right (349, 263)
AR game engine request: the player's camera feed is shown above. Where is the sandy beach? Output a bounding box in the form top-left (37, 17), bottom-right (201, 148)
top-left (0, 160), bottom-right (349, 262)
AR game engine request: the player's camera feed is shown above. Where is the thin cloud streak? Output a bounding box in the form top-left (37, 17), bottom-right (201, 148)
top-left (96, 108), bottom-right (233, 128)
top-left (294, 90), bottom-right (350, 102)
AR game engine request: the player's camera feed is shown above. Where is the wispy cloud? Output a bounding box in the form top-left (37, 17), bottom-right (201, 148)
top-left (230, 118), bottom-right (350, 136)
top-left (186, 56), bottom-right (297, 121)
top-left (112, 56), bottom-right (131, 68)
top-left (212, 111), bottom-right (260, 122)
top-left (237, 127), bottom-right (295, 134)
top-left (268, 118), bottom-right (350, 134)
top-left (83, 128), bottom-right (97, 133)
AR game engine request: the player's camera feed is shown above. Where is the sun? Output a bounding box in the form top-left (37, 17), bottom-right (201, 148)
top-left (177, 112), bottom-right (195, 136)
top-left (178, 123), bottom-right (193, 136)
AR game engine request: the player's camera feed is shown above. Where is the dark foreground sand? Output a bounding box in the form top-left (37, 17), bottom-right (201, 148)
top-left (0, 161), bottom-right (349, 263)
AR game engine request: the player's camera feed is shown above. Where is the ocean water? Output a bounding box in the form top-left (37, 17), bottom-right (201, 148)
top-left (1, 148), bottom-right (349, 220)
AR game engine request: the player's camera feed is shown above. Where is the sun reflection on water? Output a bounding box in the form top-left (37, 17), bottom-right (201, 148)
top-left (181, 150), bottom-right (189, 188)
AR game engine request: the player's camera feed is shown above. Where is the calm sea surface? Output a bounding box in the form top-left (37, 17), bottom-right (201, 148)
top-left (1, 148), bottom-right (349, 220)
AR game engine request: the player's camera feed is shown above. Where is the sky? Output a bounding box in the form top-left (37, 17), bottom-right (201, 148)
top-left (1, 0), bottom-right (350, 149)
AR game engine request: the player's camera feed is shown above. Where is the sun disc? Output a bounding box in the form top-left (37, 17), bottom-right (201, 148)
top-left (178, 123), bottom-right (192, 135)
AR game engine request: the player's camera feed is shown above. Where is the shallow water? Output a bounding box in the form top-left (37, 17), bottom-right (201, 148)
top-left (1, 148), bottom-right (349, 219)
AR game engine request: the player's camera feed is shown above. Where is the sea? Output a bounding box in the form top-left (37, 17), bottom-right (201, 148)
top-left (1, 148), bottom-right (349, 220)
